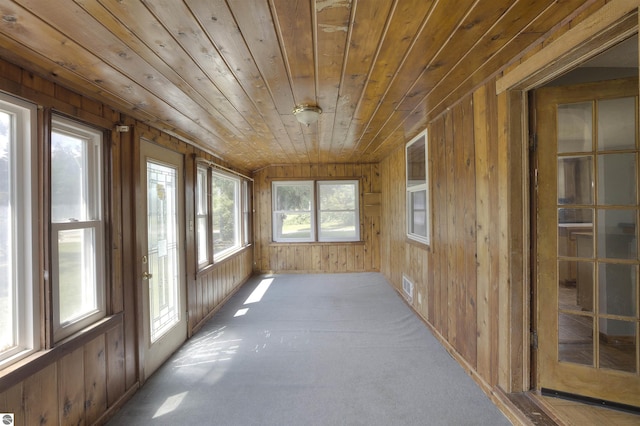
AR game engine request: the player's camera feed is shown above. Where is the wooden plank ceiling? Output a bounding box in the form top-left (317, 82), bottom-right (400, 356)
top-left (0, 0), bottom-right (592, 172)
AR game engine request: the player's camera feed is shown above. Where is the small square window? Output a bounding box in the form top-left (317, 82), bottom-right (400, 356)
top-left (406, 130), bottom-right (430, 244)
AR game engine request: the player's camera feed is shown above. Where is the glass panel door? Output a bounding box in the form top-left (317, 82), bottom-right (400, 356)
top-left (536, 77), bottom-right (640, 407)
top-left (139, 140), bottom-right (186, 379)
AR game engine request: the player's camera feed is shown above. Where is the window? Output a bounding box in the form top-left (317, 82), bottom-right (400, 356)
top-left (406, 129), bottom-right (430, 244)
top-left (51, 116), bottom-right (105, 341)
top-left (195, 163), bottom-right (252, 267)
top-left (0, 94), bottom-right (38, 367)
top-left (212, 171), bottom-right (241, 258)
top-left (272, 180), bottom-right (360, 242)
top-left (317, 181), bottom-right (359, 242)
top-left (196, 165), bottom-right (209, 267)
top-left (242, 180), bottom-right (252, 246)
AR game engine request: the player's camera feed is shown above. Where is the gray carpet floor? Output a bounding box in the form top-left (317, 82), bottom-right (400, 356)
top-left (108, 273), bottom-right (511, 425)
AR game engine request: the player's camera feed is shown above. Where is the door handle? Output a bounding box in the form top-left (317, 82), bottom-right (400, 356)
top-left (142, 271), bottom-right (153, 280)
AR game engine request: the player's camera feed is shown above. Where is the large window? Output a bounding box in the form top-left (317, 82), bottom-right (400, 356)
top-left (51, 116), bottom-right (105, 341)
top-left (212, 171), bottom-right (241, 258)
top-left (406, 130), bottom-right (430, 245)
top-left (272, 180), bottom-right (360, 243)
top-left (0, 94), bottom-right (38, 367)
top-left (195, 163), bottom-right (252, 266)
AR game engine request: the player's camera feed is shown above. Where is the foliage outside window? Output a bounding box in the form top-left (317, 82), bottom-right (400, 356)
top-left (51, 115), bottom-right (105, 342)
top-left (212, 171), bottom-right (241, 258)
top-left (196, 163), bottom-right (252, 267)
top-left (272, 180), bottom-right (360, 243)
top-left (406, 129), bottom-right (430, 245)
top-left (0, 94), bottom-right (38, 368)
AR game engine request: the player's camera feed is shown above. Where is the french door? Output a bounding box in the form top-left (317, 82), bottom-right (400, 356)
top-left (535, 77), bottom-right (640, 407)
top-left (139, 139), bottom-right (187, 379)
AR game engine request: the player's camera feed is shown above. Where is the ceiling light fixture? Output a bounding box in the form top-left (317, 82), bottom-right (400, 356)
top-left (293, 104), bottom-right (322, 126)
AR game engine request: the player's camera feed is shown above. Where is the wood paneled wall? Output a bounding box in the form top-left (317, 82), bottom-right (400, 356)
top-left (0, 57), bottom-right (253, 424)
top-left (190, 249), bottom-right (253, 333)
top-left (380, 81), bottom-right (507, 391)
top-left (253, 164), bottom-right (381, 273)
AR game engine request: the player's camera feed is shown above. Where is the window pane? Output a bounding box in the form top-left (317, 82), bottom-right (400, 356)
top-left (58, 228), bottom-right (98, 324)
top-left (276, 212), bottom-right (311, 239)
top-left (51, 131), bottom-right (87, 222)
top-left (0, 97), bottom-right (36, 363)
top-left (196, 167), bottom-right (208, 264)
top-left (319, 211), bottom-right (357, 240)
top-left (319, 183), bottom-right (356, 210)
top-left (0, 110), bottom-right (13, 353)
top-left (558, 102), bottom-right (592, 153)
top-left (409, 190), bottom-right (428, 237)
top-left (598, 263), bottom-right (637, 317)
top-left (275, 183), bottom-right (312, 211)
top-left (197, 217), bottom-right (208, 264)
top-left (243, 180), bottom-right (251, 245)
top-left (52, 117), bottom-right (103, 341)
top-left (597, 209), bottom-right (637, 259)
top-left (598, 97), bottom-right (635, 151)
top-left (597, 153), bottom-right (636, 205)
top-left (406, 135), bottom-right (426, 187)
top-left (557, 156), bottom-right (593, 205)
top-left (212, 173), bottom-right (240, 256)
top-left (558, 312), bottom-right (594, 366)
top-left (598, 318), bottom-right (636, 373)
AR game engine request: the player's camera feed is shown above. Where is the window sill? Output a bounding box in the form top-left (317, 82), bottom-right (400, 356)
top-left (406, 236), bottom-right (431, 250)
top-left (0, 313), bottom-right (122, 393)
top-left (269, 240), bottom-right (365, 246)
top-left (197, 244), bottom-right (252, 277)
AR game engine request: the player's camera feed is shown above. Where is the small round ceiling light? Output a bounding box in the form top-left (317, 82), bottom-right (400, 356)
top-left (293, 104), bottom-right (322, 126)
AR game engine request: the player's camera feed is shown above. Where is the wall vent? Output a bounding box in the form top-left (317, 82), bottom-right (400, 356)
top-left (402, 275), bottom-right (414, 304)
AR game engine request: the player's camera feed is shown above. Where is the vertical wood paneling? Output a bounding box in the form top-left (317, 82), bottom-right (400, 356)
top-left (474, 84), bottom-right (492, 379)
top-left (84, 336), bottom-right (107, 424)
top-left (24, 364), bottom-right (57, 426)
top-left (58, 347), bottom-right (85, 425)
top-left (0, 383), bottom-right (23, 425)
top-left (106, 324), bottom-right (125, 408)
top-left (253, 164), bottom-right (379, 273)
top-left (381, 84), bottom-right (505, 389)
top-left (191, 248), bottom-right (253, 333)
top-left (462, 97), bottom-right (478, 367)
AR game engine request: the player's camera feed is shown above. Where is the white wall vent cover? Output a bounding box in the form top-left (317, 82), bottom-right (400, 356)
top-left (402, 274), bottom-right (414, 304)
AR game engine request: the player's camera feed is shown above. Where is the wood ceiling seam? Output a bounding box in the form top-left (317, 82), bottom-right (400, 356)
top-left (85, 0), bottom-right (249, 143)
top-left (342, 0), bottom-right (429, 162)
top-left (369, 0), bottom-right (597, 161)
top-left (424, 0), bottom-right (600, 123)
top-left (186, 0), bottom-right (295, 164)
top-left (141, 0), bottom-right (261, 136)
top-left (364, 0), bottom-right (527, 158)
top-left (345, 0), bottom-right (438, 161)
top-left (0, 1), bottom-right (230, 151)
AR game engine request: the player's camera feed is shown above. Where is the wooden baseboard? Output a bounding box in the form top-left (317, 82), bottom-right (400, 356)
top-left (92, 382), bottom-right (140, 426)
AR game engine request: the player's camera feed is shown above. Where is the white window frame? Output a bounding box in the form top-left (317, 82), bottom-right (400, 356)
top-left (317, 180), bottom-right (360, 242)
top-left (272, 181), bottom-right (315, 243)
top-left (196, 164), bottom-right (209, 267)
top-left (0, 93), bottom-right (39, 368)
top-left (51, 115), bottom-right (105, 342)
top-left (272, 180), bottom-right (361, 243)
top-left (406, 129), bottom-right (430, 245)
top-left (196, 164), bottom-right (251, 269)
top-left (211, 170), bottom-right (241, 260)
top-left (242, 180), bottom-right (252, 246)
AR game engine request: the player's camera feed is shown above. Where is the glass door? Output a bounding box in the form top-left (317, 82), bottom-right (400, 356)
top-left (536, 77), bottom-right (640, 407)
top-left (139, 139), bottom-right (186, 379)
